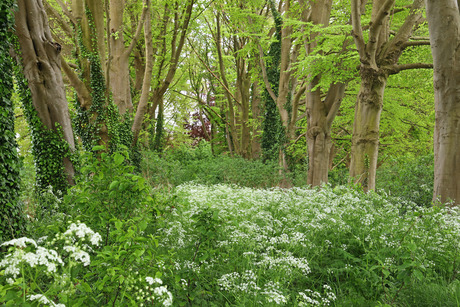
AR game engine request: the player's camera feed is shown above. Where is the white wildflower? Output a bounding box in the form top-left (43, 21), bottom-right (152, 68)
top-left (63, 246), bottom-right (91, 266)
top-left (145, 276), bottom-right (163, 285)
top-left (1, 237), bottom-right (37, 248)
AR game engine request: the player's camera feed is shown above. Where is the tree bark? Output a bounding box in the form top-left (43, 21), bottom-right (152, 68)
top-left (426, 0), bottom-right (460, 205)
top-left (350, 0), bottom-right (426, 191)
top-left (306, 82), bottom-right (346, 186)
top-left (349, 67), bottom-right (387, 190)
top-left (108, 0), bottom-right (147, 115)
top-left (15, 0), bottom-right (75, 184)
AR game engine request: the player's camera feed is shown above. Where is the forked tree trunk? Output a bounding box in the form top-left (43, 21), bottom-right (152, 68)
top-left (306, 83), bottom-right (345, 186)
top-left (349, 67), bottom-right (387, 191)
top-left (426, 0), bottom-right (460, 205)
top-left (15, 0), bottom-right (75, 184)
top-left (350, 0), bottom-right (427, 191)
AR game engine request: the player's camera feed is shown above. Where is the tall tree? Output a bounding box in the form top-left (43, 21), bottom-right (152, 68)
top-left (426, 0), bottom-right (460, 205)
top-left (14, 0), bottom-right (76, 189)
top-left (300, 0), bottom-right (350, 186)
top-left (0, 0), bottom-right (25, 241)
top-left (350, 0), bottom-right (431, 190)
top-left (132, 0), bottom-right (195, 146)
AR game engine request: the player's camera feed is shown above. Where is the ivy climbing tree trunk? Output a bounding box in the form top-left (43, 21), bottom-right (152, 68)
top-left (426, 0), bottom-right (460, 205)
top-left (14, 0), bottom-right (76, 187)
top-left (0, 0), bottom-right (25, 241)
top-left (350, 0), bottom-right (430, 191)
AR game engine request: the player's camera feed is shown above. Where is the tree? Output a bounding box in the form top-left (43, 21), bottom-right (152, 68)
top-left (0, 0), bottom-right (26, 241)
top-left (14, 0), bottom-right (76, 190)
top-left (299, 0), bottom-right (352, 186)
top-left (350, 0), bottom-right (431, 191)
top-left (426, 0), bottom-right (460, 205)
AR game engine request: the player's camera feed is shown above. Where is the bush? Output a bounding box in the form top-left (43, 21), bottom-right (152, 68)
top-left (141, 142), bottom-right (309, 188)
top-left (376, 154), bottom-right (434, 206)
top-left (1, 148), bottom-right (173, 306)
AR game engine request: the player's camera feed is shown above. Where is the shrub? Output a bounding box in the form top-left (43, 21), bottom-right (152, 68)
top-left (376, 154), bottom-right (434, 206)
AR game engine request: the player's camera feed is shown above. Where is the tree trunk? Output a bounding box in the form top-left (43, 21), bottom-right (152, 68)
top-left (15, 0), bottom-right (75, 185)
top-left (350, 0), bottom-right (426, 191)
top-left (109, 0), bottom-right (133, 115)
top-left (426, 0), bottom-right (460, 205)
top-left (349, 67), bottom-right (387, 191)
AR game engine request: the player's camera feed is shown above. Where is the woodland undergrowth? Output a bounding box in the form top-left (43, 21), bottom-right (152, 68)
top-left (0, 147), bottom-right (456, 306)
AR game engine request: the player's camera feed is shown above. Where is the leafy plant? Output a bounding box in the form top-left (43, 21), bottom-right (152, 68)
top-left (62, 147), bottom-right (155, 245)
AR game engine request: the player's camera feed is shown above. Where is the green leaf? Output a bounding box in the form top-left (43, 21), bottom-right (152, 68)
top-left (413, 269), bottom-right (424, 281)
top-left (113, 152), bottom-right (125, 165)
top-left (109, 180), bottom-right (119, 190)
top-left (92, 145), bottom-right (105, 152)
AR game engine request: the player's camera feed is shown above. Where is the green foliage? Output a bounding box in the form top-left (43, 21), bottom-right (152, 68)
top-left (140, 143), bottom-right (301, 188)
top-left (155, 183), bottom-right (460, 305)
top-left (261, 0), bottom-right (285, 162)
top-left (0, 219), bottom-right (171, 306)
top-left (73, 8), bottom-right (136, 157)
top-left (376, 154), bottom-right (434, 207)
top-left (0, 0), bottom-right (26, 242)
top-left (62, 147), bottom-right (155, 244)
top-left (14, 64), bottom-right (70, 196)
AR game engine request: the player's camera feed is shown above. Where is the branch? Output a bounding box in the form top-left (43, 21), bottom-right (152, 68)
top-left (291, 82), bottom-right (307, 124)
top-left (187, 38), bottom-right (241, 107)
top-left (257, 44), bottom-right (278, 102)
top-left (54, 0), bottom-right (76, 25)
top-left (61, 57), bottom-right (92, 109)
top-left (351, 0), bottom-right (366, 61)
top-left (158, 0), bottom-right (195, 97)
top-left (367, 0), bottom-right (395, 63)
top-left (125, 0), bottom-right (149, 56)
top-left (43, 1), bottom-right (73, 38)
top-left (402, 40), bottom-right (431, 48)
top-left (386, 63), bottom-right (433, 74)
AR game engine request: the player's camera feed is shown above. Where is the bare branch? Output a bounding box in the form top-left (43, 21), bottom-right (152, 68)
top-left (257, 44), bottom-right (278, 102)
top-left (53, 0), bottom-right (76, 25)
top-left (383, 0), bottom-right (424, 58)
top-left (125, 1), bottom-right (149, 56)
top-left (187, 37), bottom-right (241, 107)
top-left (61, 57), bottom-right (92, 109)
top-left (386, 63), bottom-right (433, 74)
top-left (402, 40), bottom-right (431, 48)
top-left (367, 0), bottom-right (395, 63)
top-left (351, 0), bottom-right (366, 61)
top-left (43, 1), bottom-right (73, 38)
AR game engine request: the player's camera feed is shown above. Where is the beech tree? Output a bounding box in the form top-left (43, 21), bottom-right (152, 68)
top-left (299, 0), bottom-right (351, 186)
top-left (426, 0), bottom-right (460, 205)
top-left (350, 0), bottom-right (432, 190)
top-left (14, 0), bottom-right (76, 188)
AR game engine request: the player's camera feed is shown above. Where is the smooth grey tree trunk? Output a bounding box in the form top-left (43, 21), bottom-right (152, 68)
top-left (426, 0), bottom-right (460, 205)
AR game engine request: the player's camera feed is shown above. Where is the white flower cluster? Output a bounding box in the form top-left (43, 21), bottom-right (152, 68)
top-left (63, 221), bottom-right (102, 246)
top-left (298, 285), bottom-right (336, 306)
top-left (0, 239), bottom-right (64, 279)
top-left (218, 271), bottom-right (288, 304)
top-left (218, 270), bottom-right (260, 294)
top-left (136, 276), bottom-right (172, 307)
top-left (28, 294), bottom-right (65, 307)
top-left (63, 245), bottom-right (91, 266)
